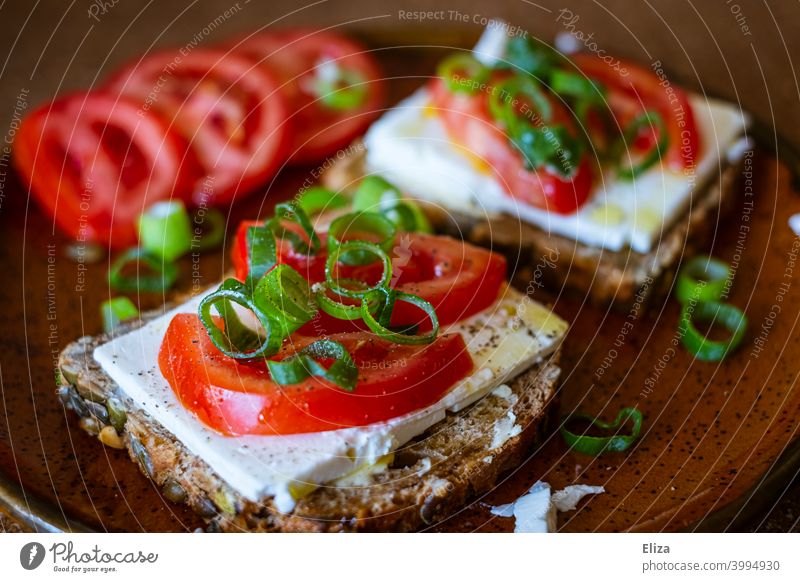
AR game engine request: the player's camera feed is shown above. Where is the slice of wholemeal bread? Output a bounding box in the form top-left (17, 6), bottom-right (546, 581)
top-left (57, 312), bottom-right (562, 532)
top-left (322, 143), bottom-right (743, 309)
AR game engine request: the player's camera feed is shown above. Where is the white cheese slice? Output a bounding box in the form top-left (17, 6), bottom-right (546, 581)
top-left (93, 285), bottom-right (566, 513)
top-left (364, 27), bottom-right (751, 254)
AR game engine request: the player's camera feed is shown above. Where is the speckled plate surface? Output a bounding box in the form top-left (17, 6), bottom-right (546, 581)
top-left (1, 32), bottom-right (799, 533)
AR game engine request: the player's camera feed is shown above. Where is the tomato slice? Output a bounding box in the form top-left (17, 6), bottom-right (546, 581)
top-left (428, 78), bottom-right (593, 214)
top-left (232, 28), bottom-right (385, 164)
top-left (231, 222), bottom-right (506, 328)
top-left (107, 48), bottom-right (290, 206)
top-left (572, 53), bottom-right (700, 171)
top-left (159, 313), bottom-right (473, 435)
top-left (14, 92), bottom-right (196, 248)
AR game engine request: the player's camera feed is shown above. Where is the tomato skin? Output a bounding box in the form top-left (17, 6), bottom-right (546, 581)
top-left (14, 92), bottom-right (196, 248)
top-left (232, 28), bottom-right (386, 164)
top-left (429, 79), bottom-right (593, 214)
top-left (159, 313), bottom-right (473, 435)
top-left (107, 48), bottom-right (291, 206)
top-left (231, 223), bottom-right (506, 328)
top-left (572, 54), bottom-right (700, 171)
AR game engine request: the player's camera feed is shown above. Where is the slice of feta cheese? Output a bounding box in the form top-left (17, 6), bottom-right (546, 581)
top-left (93, 284), bottom-right (565, 512)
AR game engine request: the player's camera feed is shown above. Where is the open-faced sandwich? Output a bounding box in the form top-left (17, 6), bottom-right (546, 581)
top-left (325, 22), bottom-right (753, 306)
top-left (57, 191), bottom-right (568, 532)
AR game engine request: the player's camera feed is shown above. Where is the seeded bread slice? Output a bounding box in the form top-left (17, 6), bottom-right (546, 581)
top-left (322, 142), bottom-right (743, 309)
top-left (57, 314), bottom-right (561, 533)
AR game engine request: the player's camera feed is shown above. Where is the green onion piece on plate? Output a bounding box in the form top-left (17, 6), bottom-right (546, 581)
top-left (616, 110), bottom-right (669, 180)
top-left (253, 264), bottom-right (317, 336)
top-left (560, 407), bottom-right (643, 456)
top-left (267, 202), bottom-right (321, 256)
top-left (325, 240), bottom-right (392, 299)
top-left (327, 211), bottom-right (396, 266)
top-left (437, 53), bottom-right (490, 94)
top-left (267, 339), bottom-right (358, 391)
top-left (679, 300), bottom-right (748, 362)
top-left (360, 289), bottom-right (439, 345)
top-left (314, 280), bottom-right (371, 321)
top-left (297, 186), bottom-right (348, 216)
top-left (675, 256), bottom-right (732, 305)
top-left (198, 278), bottom-right (282, 360)
top-left (549, 69), bottom-right (604, 102)
top-left (312, 65), bottom-right (368, 111)
top-left (353, 176), bottom-right (432, 233)
top-left (137, 201), bottom-right (193, 262)
top-left (108, 248), bottom-right (178, 293)
top-left (100, 297), bottom-right (139, 333)
top-left (245, 224), bottom-right (277, 289)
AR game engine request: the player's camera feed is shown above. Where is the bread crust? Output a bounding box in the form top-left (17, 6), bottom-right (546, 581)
top-left (58, 314), bottom-right (561, 532)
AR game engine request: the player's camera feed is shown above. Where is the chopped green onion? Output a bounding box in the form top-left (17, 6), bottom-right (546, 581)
top-left (137, 201), bottom-right (193, 262)
top-left (267, 339), bottom-right (358, 391)
top-left (312, 67), bottom-right (368, 111)
top-left (198, 278), bottom-right (281, 360)
top-left (108, 248), bottom-right (178, 293)
top-left (360, 289), bottom-right (439, 345)
top-left (549, 69), bottom-right (605, 102)
top-left (192, 208), bottom-right (226, 251)
top-left (245, 224), bottom-right (277, 289)
top-left (560, 407), bottom-right (643, 456)
top-left (499, 36), bottom-right (565, 78)
top-left (297, 186), bottom-right (348, 216)
top-left (267, 202), bottom-right (321, 256)
top-left (314, 280), bottom-right (385, 321)
top-left (325, 240), bottom-right (392, 299)
top-left (437, 53), bottom-right (490, 94)
top-left (328, 211), bottom-right (396, 266)
top-left (353, 176), bottom-right (431, 232)
top-left (679, 300), bottom-right (747, 362)
top-left (101, 297), bottom-right (139, 333)
top-left (488, 76), bottom-right (553, 128)
top-left (616, 110), bottom-right (669, 180)
top-left (675, 256), bottom-right (732, 305)
top-left (253, 264), bottom-right (316, 336)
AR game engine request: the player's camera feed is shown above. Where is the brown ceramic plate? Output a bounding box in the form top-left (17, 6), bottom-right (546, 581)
top-left (1, 30), bottom-right (799, 533)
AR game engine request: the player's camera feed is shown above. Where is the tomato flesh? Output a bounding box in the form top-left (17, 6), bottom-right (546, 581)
top-left (231, 221), bottom-right (506, 329)
top-left (14, 92), bottom-right (195, 248)
top-left (159, 313), bottom-right (474, 435)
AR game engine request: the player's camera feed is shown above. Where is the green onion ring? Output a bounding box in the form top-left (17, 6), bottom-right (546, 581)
top-left (616, 110), bottom-right (669, 180)
top-left (360, 289), bottom-right (439, 345)
top-left (101, 297), bottom-right (139, 333)
top-left (108, 248), bottom-right (178, 293)
top-left (253, 264), bottom-right (316, 336)
top-left (198, 278), bottom-right (281, 360)
top-left (267, 202), bottom-right (321, 256)
top-left (297, 186), bottom-right (348, 216)
top-left (488, 76), bottom-right (553, 128)
top-left (314, 280), bottom-right (373, 321)
top-left (267, 339), bottom-right (358, 391)
top-left (353, 177), bottom-right (431, 232)
top-left (192, 208), bottom-right (226, 251)
top-left (675, 256), bottom-right (732, 305)
top-left (679, 300), bottom-right (748, 362)
top-left (137, 201), bottom-right (193, 262)
top-left (325, 240), bottom-right (392, 299)
top-left (437, 53), bottom-right (490, 94)
top-left (312, 68), bottom-right (368, 111)
top-left (327, 211), bottom-right (396, 266)
top-left (560, 407), bottom-right (643, 456)
top-left (245, 224), bottom-right (277, 290)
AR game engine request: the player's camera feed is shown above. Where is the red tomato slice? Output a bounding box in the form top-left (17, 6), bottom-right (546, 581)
top-left (572, 53), bottom-right (700, 171)
top-left (14, 92), bottom-right (196, 248)
top-left (159, 313), bottom-right (473, 435)
top-left (428, 78), bottom-right (593, 214)
top-left (231, 222), bottom-right (506, 328)
top-left (232, 28), bottom-right (385, 164)
top-left (107, 48), bottom-right (290, 206)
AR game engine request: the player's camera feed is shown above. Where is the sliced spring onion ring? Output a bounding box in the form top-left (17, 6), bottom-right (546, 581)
top-left (353, 176), bottom-right (431, 232)
top-left (245, 224), bottom-right (277, 289)
top-left (675, 256), bottom-right (732, 305)
top-left (267, 339), bottom-right (358, 391)
top-left (313, 281), bottom-right (368, 321)
top-left (198, 278), bottom-right (281, 360)
top-left (360, 289), bottom-right (439, 345)
top-left (267, 202), bottom-right (321, 256)
top-left (192, 208), bottom-right (226, 251)
top-left (101, 297), bottom-right (139, 333)
top-left (137, 201), bottom-right (193, 262)
top-left (253, 264), bottom-right (316, 336)
top-left (437, 53), bottom-right (489, 94)
top-left (108, 248), bottom-right (178, 293)
top-left (488, 76), bottom-right (553, 128)
top-left (327, 211), bottom-right (396, 266)
top-left (679, 300), bottom-right (748, 362)
top-left (297, 186), bottom-right (348, 216)
top-left (560, 407), bottom-right (643, 456)
top-left (616, 110), bottom-right (669, 180)
top-left (312, 67), bottom-right (368, 111)
top-left (325, 240), bottom-right (392, 299)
